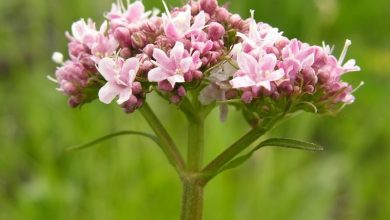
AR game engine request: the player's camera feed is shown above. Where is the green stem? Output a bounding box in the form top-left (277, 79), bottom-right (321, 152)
top-left (187, 119), bottom-right (204, 172)
top-left (181, 91), bottom-right (206, 220)
top-left (139, 103), bottom-right (185, 175)
top-left (181, 180), bottom-right (204, 220)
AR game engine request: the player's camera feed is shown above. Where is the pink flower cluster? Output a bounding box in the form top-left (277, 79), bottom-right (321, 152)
top-left (52, 0), bottom-right (360, 116)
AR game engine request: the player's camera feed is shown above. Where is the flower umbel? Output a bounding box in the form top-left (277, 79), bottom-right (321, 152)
top-left (51, 1), bottom-right (361, 220)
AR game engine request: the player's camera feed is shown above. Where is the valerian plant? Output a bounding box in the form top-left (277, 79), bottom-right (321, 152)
top-left (50, 0), bottom-right (362, 219)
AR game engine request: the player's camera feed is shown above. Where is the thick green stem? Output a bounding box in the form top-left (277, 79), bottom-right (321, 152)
top-left (182, 118), bottom-right (205, 220)
top-left (139, 103), bottom-right (185, 175)
top-left (187, 119), bottom-right (204, 172)
top-left (181, 180), bottom-right (204, 220)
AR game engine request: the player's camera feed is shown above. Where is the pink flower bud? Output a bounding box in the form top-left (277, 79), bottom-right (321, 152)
top-left (120, 48), bottom-right (132, 58)
top-left (225, 90), bottom-right (238, 100)
top-left (131, 32), bottom-right (147, 49)
top-left (68, 41), bottom-right (87, 58)
top-left (68, 96), bottom-right (82, 108)
top-left (304, 85), bottom-right (315, 94)
top-left (132, 82), bottom-right (143, 95)
top-left (318, 71), bottom-right (330, 84)
top-left (241, 91), bottom-right (254, 104)
top-left (184, 72), bottom-right (194, 82)
top-left (215, 7), bottom-right (230, 22)
top-left (302, 68), bottom-right (318, 84)
top-left (200, 0), bottom-right (218, 15)
top-left (79, 54), bottom-right (96, 71)
top-left (190, 1), bottom-right (200, 15)
top-left (114, 27), bottom-right (132, 47)
top-left (170, 95), bottom-right (181, 104)
top-left (143, 44), bottom-right (155, 57)
top-left (192, 70), bottom-right (203, 80)
top-left (229, 14), bottom-right (243, 28)
top-left (177, 86), bottom-right (186, 97)
top-left (158, 80), bottom-right (174, 91)
top-left (140, 60), bottom-right (153, 73)
top-left (62, 82), bottom-right (78, 95)
top-left (208, 22), bottom-right (225, 41)
top-left (136, 98), bottom-right (144, 108)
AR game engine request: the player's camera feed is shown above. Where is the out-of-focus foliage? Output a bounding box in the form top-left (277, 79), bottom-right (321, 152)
top-left (0, 0), bottom-right (389, 219)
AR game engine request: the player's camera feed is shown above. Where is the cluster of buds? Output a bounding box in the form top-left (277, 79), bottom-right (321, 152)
top-left (51, 0), bottom-right (360, 119)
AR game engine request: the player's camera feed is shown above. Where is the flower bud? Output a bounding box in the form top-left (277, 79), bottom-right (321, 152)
top-left (184, 72), bottom-right (193, 82)
top-left (177, 86), bottom-right (187, 97)
top-left (229, 14), bottom-right (243, 28)
top-left (200, 0), bottom-right (218, 15)
top-left (158, 80), bottom-right (174, 91)
top-left (170, 95), bottom-right (181, 104)
top-left (68, 41), bottom-right (87, 58)
top-left (192, 70), bottom-right (203, 80)
top-left (208, 22), bottom-right (225, 41)
top-left (304, 85), bottom-right (315, 94)
top-left (215, 7), bottom-right (230, 21)
top-left (114, 27), bottom-right (132, 47)
top-left (241, 91), bottom-right (253, 104)
top-left (143, 44), bottom-right (155, 57)
top-left (225, 90), bottom-right (238, 100)
top-left (120, 48), bottom-right (132, 58)
top-left (132, 82), bottom-right (143, 95)
top-left (131, 32), bottom-right (147, 49)
top-left (68, 96), bottom-right (82, 108)
top-left (62, 82), bottom-right (78, 95)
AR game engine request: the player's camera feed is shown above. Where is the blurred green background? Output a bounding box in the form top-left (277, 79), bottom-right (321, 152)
top-left (1, 0), bottom-right (389, 219)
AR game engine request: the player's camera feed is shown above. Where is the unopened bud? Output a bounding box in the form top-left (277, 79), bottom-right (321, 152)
top-left (177, 86), bottom-right (187, 97)
top-left (200, 0), bottom-right (218, 15)
top-left (208, 22), bottom-right (225, 41)
top-left (241, 91), bottom-right (253, 104)
top-left (114, 27), bottom-right (132, 47)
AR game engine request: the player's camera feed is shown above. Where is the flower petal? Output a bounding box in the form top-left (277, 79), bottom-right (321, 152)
top-left (148, 67), bottom-right (169, 82)
top-left (117, 88), bottom-right (132, 104)
top-left (191, 11), bottom-right (206, 31)
top-left (230, 75), bottom-right (256, 88)
top-left (98, 82), bottom-right (120, 104)
top-left (256, 81), bottom-right (271, 91)
top-left (153, 48), bottom-right (173, 71)
top-left (258, 54), bottom-right (277, 72)
top-left (237, 53), bottom-right (258, 75)
top-left (170, 42), bottom-right (185, 66)
top-left (180, 57), bottom-right (193, 73)
top-left (98, 57), bottom-right (117, 82)
top-left (265, 69), bottom-right (285, 81)
top-left (167, 75), bottom-right (185, 87)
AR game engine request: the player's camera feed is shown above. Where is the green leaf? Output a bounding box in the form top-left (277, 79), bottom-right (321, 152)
top-left (65, 131), bottom-right (159, 152)
top-left (219, 138), bottom-right (323, 173)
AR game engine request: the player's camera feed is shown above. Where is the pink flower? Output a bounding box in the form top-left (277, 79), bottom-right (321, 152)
top-left (230, 52), bottom-right (285, 91)
top-left (106, 1), bottom-right (151, 29)
top-left (148, 42), bottom-right (201, 87)
top-left (67, 19), bottom-right (107, 49)
top-left (97, 57), bottom-right (140, 104)
top-left (91, 35), bottom-right (119, 61)
top-left (162, 2), bottom-right (206, 40)
top-left (237, 11), bottom-right (283, 52)
top-left (337, 39), bottom-right (361, 74)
